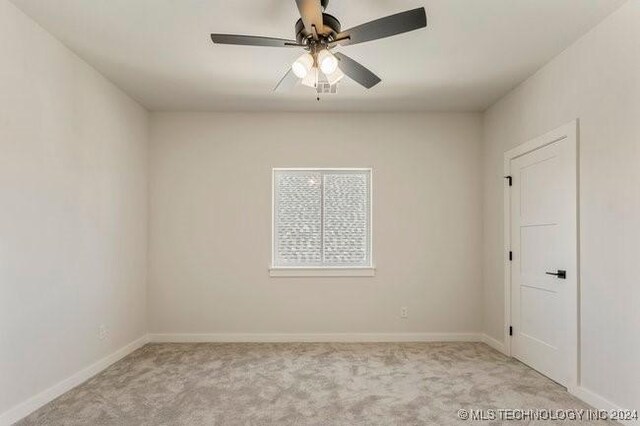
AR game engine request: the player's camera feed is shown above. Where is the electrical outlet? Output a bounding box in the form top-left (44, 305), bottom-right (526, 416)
top-left (98, 325), bottom-right (108, 340)
top-left (400, 307), bottom-right (408, 319)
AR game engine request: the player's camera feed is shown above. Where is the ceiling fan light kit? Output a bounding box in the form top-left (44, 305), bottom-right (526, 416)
top-left (210, 0), bottom-right (427, 95)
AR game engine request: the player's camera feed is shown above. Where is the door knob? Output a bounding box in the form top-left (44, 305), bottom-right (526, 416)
top-left (545, 270), bottom-right (566, 279)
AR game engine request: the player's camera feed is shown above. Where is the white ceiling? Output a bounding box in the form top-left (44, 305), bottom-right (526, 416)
top-left (12, 0), bottom-right (626, 112)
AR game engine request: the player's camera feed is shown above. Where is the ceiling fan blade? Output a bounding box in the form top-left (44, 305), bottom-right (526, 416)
top-left (334, 52), bottom-right (381, 89)
top-left (210, 34), bottom-right (299, 48)
top-left (295, 0), bottom-right (324, 36)
top-left (335, 7), bottom-right (427, 47)
top-left (273, 68), bottom-right (299, 92)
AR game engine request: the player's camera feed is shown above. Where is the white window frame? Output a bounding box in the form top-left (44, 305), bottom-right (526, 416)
top-left (270, 168), bottom-right (375, 277)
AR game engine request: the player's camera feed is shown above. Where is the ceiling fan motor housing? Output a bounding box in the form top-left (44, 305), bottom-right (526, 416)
top-left (295, 13), bottom-right (341, 44)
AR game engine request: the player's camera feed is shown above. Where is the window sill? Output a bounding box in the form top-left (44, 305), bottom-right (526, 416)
top-left (269, 267), bottom-right (376, 277)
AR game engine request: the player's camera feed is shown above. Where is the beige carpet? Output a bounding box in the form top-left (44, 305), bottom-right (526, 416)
top-left (17, 342), bottom-right (609, 425)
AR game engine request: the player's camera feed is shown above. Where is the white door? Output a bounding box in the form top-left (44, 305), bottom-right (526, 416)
top-left (509, 131), bottom-right (577, 387)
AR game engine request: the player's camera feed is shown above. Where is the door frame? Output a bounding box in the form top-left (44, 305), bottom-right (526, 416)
top-left (503, 119), bottom-right (579, 389)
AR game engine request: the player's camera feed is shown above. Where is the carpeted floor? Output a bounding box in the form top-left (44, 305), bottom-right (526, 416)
top-left (16, 342), bottom-right (609, 425)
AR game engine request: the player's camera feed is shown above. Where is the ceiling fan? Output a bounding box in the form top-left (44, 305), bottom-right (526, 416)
top-left (210, 0), bottom-right (427, 93)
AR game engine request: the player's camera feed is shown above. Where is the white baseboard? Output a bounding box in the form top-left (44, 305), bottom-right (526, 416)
top-left (0, 334), bottom-right (149, 426)
top-left (481, 333), bottom-right (507, 354)
top-left (569, 386), bottom-right (638, 425)
top-left (148, 332), bottom-right (483, 343)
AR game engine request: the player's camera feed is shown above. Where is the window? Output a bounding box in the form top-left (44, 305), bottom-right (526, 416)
top-left (271, 168), bottom-right (373, 276)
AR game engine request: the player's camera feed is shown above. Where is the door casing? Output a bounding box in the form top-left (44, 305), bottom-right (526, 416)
top-left (503, 119), bottom-right (579, 390)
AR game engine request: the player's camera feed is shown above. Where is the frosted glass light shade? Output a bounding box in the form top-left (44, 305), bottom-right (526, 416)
top-left (292, 53), bottom-right (314, 78)
top-left (325, 67), bottom-right (344, 85)
top-left (301, 67), bottom-right (318, 88)
top-left (317, 49), bottom-right (338, 75)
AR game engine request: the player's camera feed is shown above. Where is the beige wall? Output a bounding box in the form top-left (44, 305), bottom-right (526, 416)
top-left (149, 112), bottom-right (483, 336)
top-left (482, 0), bottom-right (639, 410)
top-left (0, 0), bottom-right (148, 417)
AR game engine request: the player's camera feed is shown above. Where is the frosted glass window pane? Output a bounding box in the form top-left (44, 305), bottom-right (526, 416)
top-left (274, 171), bottom-right (322, 265)
top-left (323, 173), bottom-right (369, 265)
